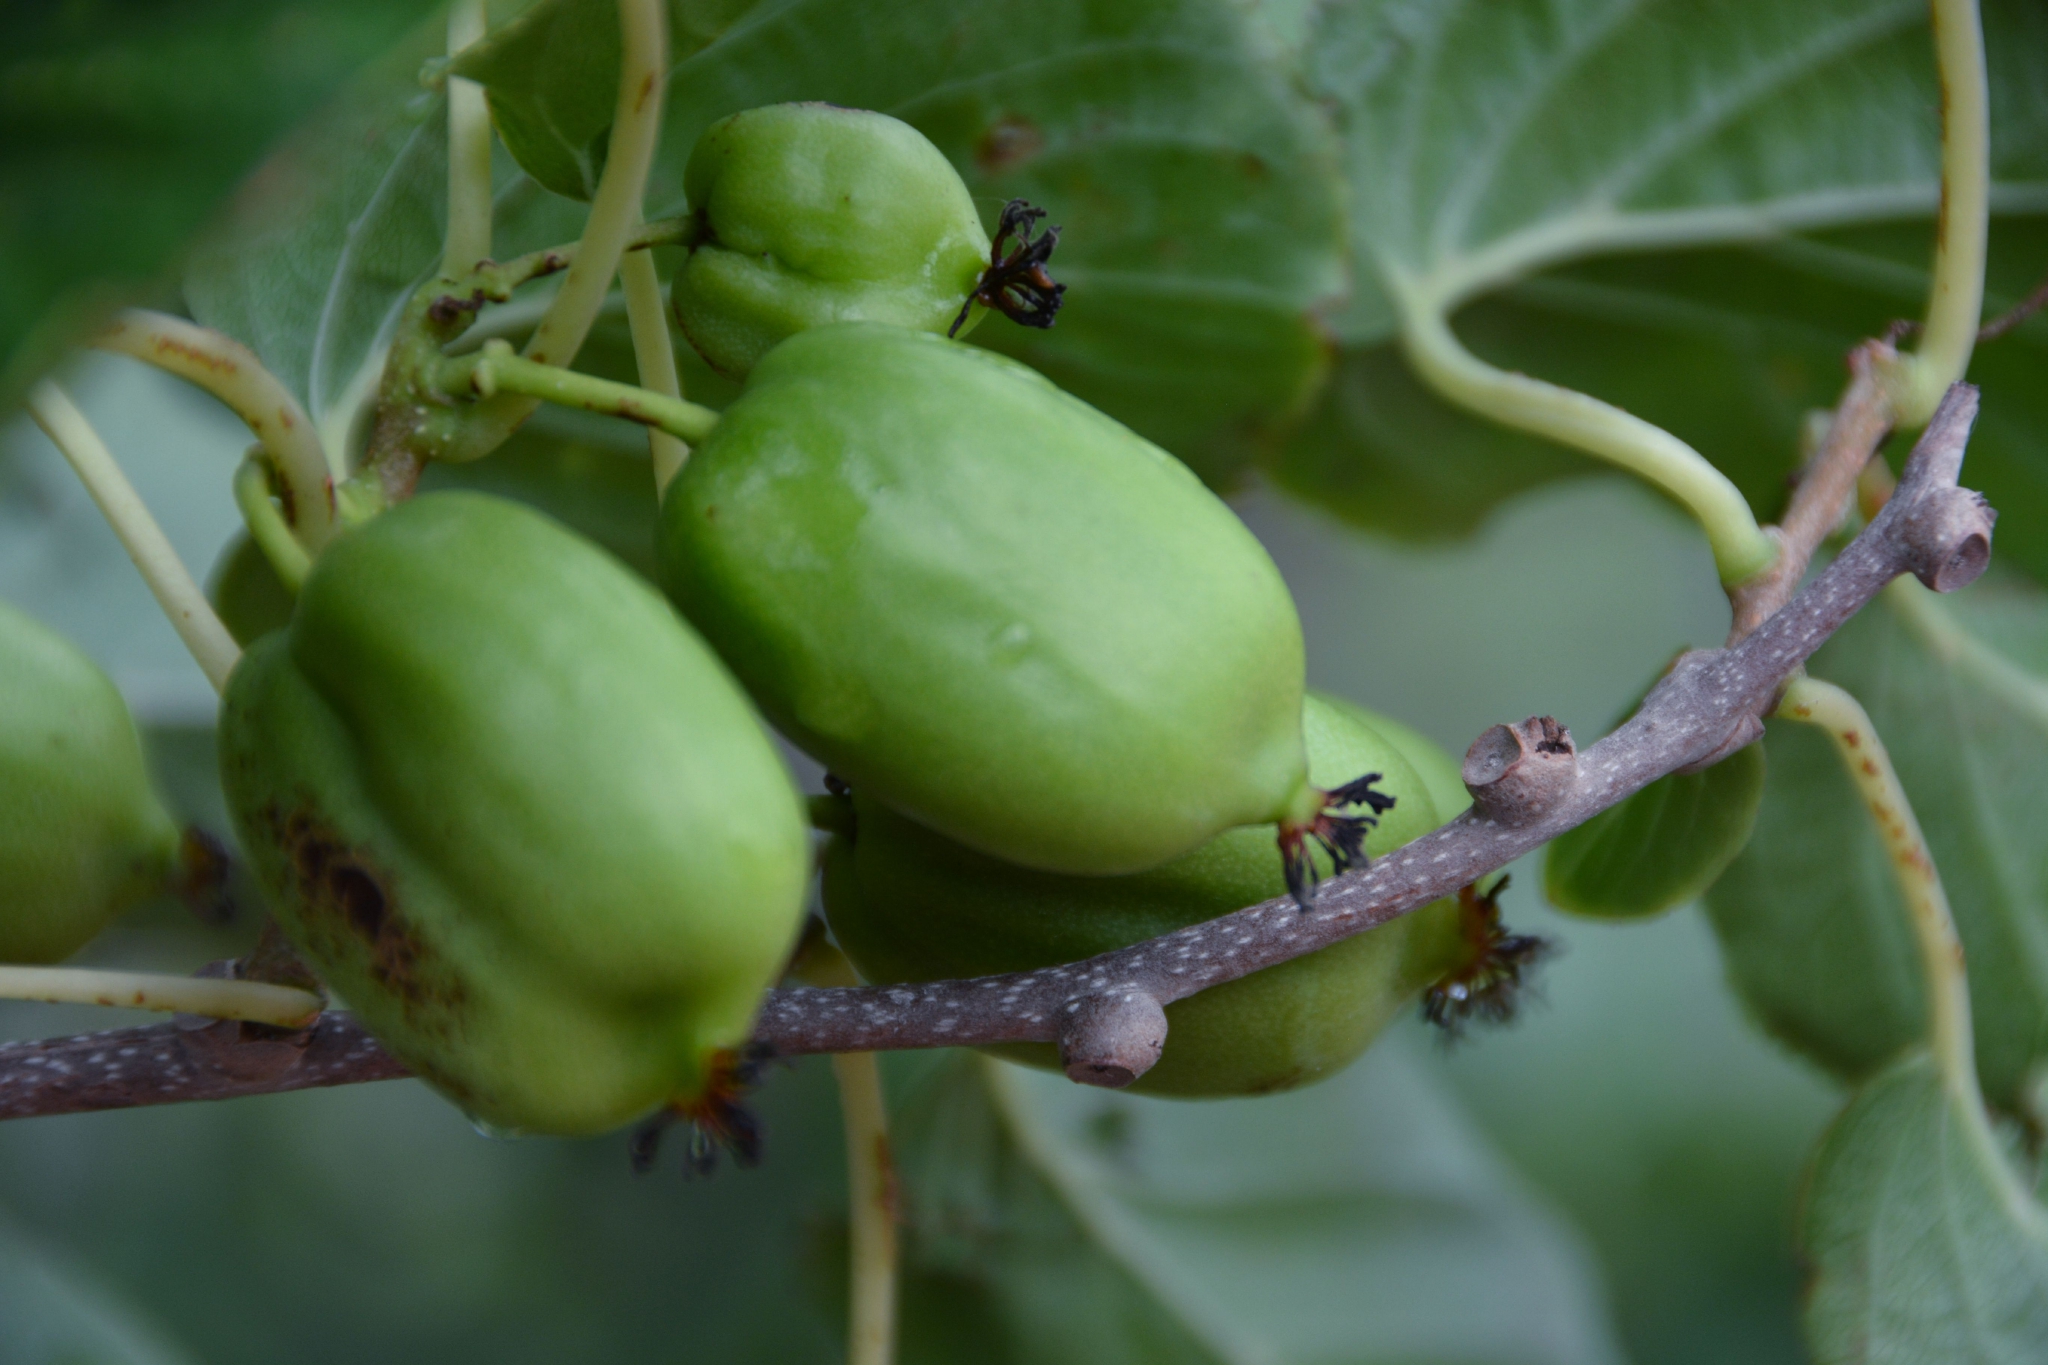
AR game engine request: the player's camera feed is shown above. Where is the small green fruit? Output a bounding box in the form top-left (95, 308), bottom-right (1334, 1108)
top-left (0, 600), bottom-right (180, 963)
top-left (822, 693), bottom-right (1469, 1097)
top-left (660, 322), bottom-right (1329, 879)
top-left (208, 532), bottom-right (295, 646)
top-left (671, 104), bottom-right (993, 377)
top-left (219, 493), bottom-right (810, 1136)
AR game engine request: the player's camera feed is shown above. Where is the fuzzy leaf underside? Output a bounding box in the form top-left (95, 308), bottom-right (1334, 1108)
top-left (1801, 1051), bottom-right (2048, 1363)
top-left (1707, 579), bottom-right (2048, 1114)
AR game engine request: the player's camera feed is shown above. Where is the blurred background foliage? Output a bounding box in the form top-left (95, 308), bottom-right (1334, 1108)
top-left (4, 0), bottom-right (2047, 1361)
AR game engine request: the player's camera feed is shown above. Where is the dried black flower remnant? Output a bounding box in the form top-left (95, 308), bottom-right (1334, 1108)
top-left (952, 199), bottom-right (1066, 335)
top-left (1423, 876), bottom-right (1552, 1037)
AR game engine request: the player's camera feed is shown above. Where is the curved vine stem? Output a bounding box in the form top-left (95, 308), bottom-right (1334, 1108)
top-left (833, 1051), bottom-right (899, 1365)
top-left (444, 0), bottom-right (493, 278)
top-left (1779, 676), bottom-right (1975, 1089)
top-left (1880, 0), bottom-right (1990, 426)
top-left (93, 311), bottom-right (337, 546)
top-left (443, 0), bottom-right (670, 464)
top-left (26, 381), bottom-right (240, 693)
top-left (0, 967), bottom-right (320, 1029)
top-left (233, 455), bottom-right (313, 594)
top-left (1390, 274), bottom-right (1777, 587)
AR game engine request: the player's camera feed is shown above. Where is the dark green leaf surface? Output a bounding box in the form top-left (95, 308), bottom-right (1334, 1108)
top-left (890, 1046), bottom-right (1623, 1364)
top-left (1707, 578), bottom-right (2048, 1112)
top-left (1802, 1051), bottom-right (2048, 1363)
top-left (456, 0), bottom-right (1350, 484)
top-left (1547, 742), bottom-right (1765, 920)
top-left (0, 0), bottom-right (432, 407)
top-left (1271, 0), bottom-right (2048, 551)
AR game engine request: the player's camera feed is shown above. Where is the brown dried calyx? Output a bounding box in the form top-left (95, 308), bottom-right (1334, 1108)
top-left (952, 199), bottom-right (1067, 335)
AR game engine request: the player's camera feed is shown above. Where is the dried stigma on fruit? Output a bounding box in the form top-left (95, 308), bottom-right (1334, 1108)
top-left (219, 493), bottom-right (810, 1136)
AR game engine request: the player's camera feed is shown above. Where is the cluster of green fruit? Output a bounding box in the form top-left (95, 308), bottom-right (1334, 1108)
top-left (3, 105), bottom-right (1500, 1138)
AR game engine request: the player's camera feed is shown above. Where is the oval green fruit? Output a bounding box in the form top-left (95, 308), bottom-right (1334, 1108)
top-left (671, 104), bottom-right (993, 378)
top-left (660, 322), bottom-right (1328, 879)
top-left (219, 493), bottom-right (810, 1136)
top-left (0, 600), bottom-right (180, 963)
top-left (822, 693), bottom-right (1469, 1097)
top-left (208, 532), bottom-right (295, 647)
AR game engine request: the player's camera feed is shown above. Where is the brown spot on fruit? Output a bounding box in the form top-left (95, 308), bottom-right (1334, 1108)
top-left (259, 801), bottom-right (459, 1018)
top-left (975, 115), bottom-right (1043, 174)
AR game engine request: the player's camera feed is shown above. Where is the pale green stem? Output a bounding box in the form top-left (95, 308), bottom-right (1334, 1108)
top-left (27, 382), bottom-right (240, 693)
top-left (0, 965), bottom-right (320, 1028)
top-left (452, 0), bottom-right (670, 459)
top-left (619, 235), bottom-right (692, 495)
top-left (1391, 276), bottom-right (1776, 585)
top-left (1779, 676), bottom-right (1976, 1094)
top-left (458, 344), bottom-right (719, 444)
top-left (1881, 0), bottom-right (1990, 425)
top-left (93, 311), bottom-right (337, 548)
top-left (233, 456), bottom-right (313, 594)
top-left (832, 1052), bottom-right (900, 1365)
top-left (444, 0), bottom-right (494, 276)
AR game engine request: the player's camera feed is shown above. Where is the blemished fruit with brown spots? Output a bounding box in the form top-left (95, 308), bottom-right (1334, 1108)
top-left (218, 492), bottom-right (810, 1135)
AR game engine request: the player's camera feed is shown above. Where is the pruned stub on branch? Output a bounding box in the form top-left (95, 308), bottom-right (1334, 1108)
top-left (0, 387), bottom-right (1995, 1121)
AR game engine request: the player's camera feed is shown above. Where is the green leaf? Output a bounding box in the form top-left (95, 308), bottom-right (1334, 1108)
top-left (889, 1044), bottom-right (1624, 1363)
top-left (0, 1), bottom-right (435, 409)
top-left (0, 1216), bottom-right (197, 1365)
top-left (449, 0), bottom-right (761, 200)
top-left (1801, 1051), bottom-right (2048, 1362)
top-left (1547, 742), bottom-right (1766, 920)
top-left (1271, 0), bottom-right (2048, 547)
top-left (459, 0), bottom-right (1348, 485)
top-left (182, 1), bottom-right (587, 434)
top-left (1706, 577), bottom-right (2048, 1112)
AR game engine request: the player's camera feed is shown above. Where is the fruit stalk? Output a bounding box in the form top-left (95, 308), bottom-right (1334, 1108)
top-left (0, 967), bottom-right (320, 1029)
top-left (452, 344), bottom-right (719, 445)
top-left (439, 0), bottom-right (670, 464)
top-left (27, 381), bottom-right (241, 693)
top-left (94, 311), bottom-right (340, 530)
top-left (444, 0), bottom-right (493, 278)
top-left (617, 223), bottom-right (692, 493)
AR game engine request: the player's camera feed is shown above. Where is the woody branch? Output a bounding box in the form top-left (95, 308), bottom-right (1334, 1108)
top-left (0, 385), bottom-right (1991, 1119)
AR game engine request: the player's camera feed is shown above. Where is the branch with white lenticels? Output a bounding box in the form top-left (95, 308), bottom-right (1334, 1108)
top-left (0, 384), bottom-right (1992, 1120)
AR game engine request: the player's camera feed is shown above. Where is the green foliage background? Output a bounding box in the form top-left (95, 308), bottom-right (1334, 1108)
top-left (3, 0), bottom-right (2047, 1361)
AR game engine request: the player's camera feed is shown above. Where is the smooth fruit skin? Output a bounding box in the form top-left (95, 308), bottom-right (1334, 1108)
top-left (671, 104), bottom-right (993, 377)
top-left (208, 532), bottom-right (295, 647)
top-left (0, 600), bottom-right (179, 963)
top-left (822, 694), bottom-right (1468, 1097)
top-left (660, 322), bottom-right (1313, 877)
top-left (218, 493), bottom-right (810, 1135)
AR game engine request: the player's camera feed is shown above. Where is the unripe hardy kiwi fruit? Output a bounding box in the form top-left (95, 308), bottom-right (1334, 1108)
top-left (219, 493), bottom-right (811, 1136)
top-left (821, 693), bottom-right (1471, 1097)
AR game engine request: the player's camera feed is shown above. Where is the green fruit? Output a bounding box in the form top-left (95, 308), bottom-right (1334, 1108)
top-left (208, 532), bottom-right (295, 646)
top-left (823, 693), bottom-right (1468, 1096)
top-left (0, 600), bottom-right (180, 963)
top-left (219, 493), bottom-right (810, 1136)
top-left (671, 104), bottom-right (993, 377)
top-left (660, 322), bottom-right (1323, 878)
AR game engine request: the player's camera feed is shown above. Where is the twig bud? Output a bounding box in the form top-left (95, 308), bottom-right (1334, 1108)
top-left (1463, 717), bottom-right (1576, 826)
